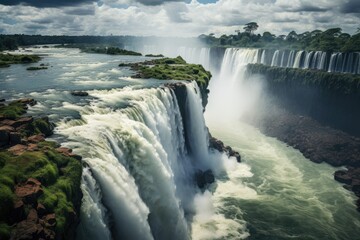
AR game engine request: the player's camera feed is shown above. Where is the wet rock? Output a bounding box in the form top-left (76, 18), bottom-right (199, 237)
top-left (196, 169), bottom-right (215, 188)
top-left (0, 98), bottom-right (5, 102)
top-left (37, 203), bottom-right (47, 217)
top-left (0, 119), bottom-right (16, 127)
top-left (15, 98), bottom-right (37, 106)
top-left (12, 117), bottom-right (33, 128)
top-left (56, 147), bottom-right (82, 160)
top-left (334, 170), bottom-right (352, 185)
top-left (10, 220), bottom-right (43, 240)
top-left (27, 143), bottom-right (39, 152)
top-left (15, 178), bottom-right (43, 204)
top-left (71, 91), bottom-right (89, 97)
top-left (209, 136), bottom-right (241, 162)
top-left (44, 213), bottom-right (56, 227)
top-left (27, 209), bottom-right (39, 223)
top-left (8, 144), bottom-right (27, 156)
top-left (10, 132), bottom-right (22, 145)
top-left (10, 200), bottom-right (25, 224)
top-left (28, 134), bottom-right (45, 143)
top-left (0, 125), bottom-right (12, 146)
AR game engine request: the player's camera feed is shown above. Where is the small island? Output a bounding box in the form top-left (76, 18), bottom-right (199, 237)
top-left (0, 54), bottom-right (40, 68)
top-left (145, 54), bottom-right (164, 57)
top-left (55, 44), bottom-right (142, 56)
top-left (119, 56), bottom-right (212, 86)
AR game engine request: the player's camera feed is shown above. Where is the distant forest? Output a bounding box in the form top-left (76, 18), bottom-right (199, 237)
top-left (1, 24), bottom-right (359, 52)
top-left (199, 22), bottom-right (360, 52)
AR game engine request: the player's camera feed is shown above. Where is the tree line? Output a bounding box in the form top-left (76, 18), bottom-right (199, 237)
top-left (198, 23), bottom-right (360, 52)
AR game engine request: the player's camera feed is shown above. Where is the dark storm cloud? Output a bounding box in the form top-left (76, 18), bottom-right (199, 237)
top-left (33, 18), bottom-right (54, 24)
top-left (341, 0), bottom-right (360, 13)
top-left (272, 18), bottom-right (298, 23)
top-left (65, 7), bottom-right (96, 15)
top-left (297, 5), bottom-right (328, 12)
top-left (134, 0), bottom-right (185, 6)
top-left (24, 23), bottom-right (47, 29)
top-left (0, 0), bottom-right (95, 8)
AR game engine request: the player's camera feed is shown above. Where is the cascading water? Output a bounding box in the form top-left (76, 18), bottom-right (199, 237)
top-left (56, 82), bottom-right (246, 240)
top-left (206, 48), bottom-right (264, 121)
top-left (225, 48), bottom-right (359, 74)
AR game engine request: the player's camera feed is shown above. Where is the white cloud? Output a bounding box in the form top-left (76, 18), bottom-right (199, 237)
top-left (0, 0), bottom-right (358, 36)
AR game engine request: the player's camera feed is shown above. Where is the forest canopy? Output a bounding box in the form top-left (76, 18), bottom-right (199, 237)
top-left (199, 23), bottom-right (360, 52)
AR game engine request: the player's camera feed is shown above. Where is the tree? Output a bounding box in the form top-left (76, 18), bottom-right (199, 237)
top-left (243, 22), bottom-right (259, 35)
top-left (262, 31), bottom-right (275, 42)
top-left (286, 31), bottom-right (298, 42)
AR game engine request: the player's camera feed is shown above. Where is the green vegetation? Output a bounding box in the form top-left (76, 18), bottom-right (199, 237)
top-left (26, 66), bottom-right (48, 71)
top-left (0, 53), bottom-right (40, 68)
top-left (0, 101), bottom-right (27, 119)
top-left (120, 56), bottom-right (212, 86)
top-left (246, 64), bottom-right (360, 95)
top-left (0, 146), bottom-right (82, 233)
top-left (55, 44), bottom-right (142, 56)
top-left (82, 46), bottom-right (141, 56)
top-left (145, 54), bottom-right (164, 57)
top-left (0, 100), bottom-right (82, 237)
top-left (200, 23), bottom-right (360, 52)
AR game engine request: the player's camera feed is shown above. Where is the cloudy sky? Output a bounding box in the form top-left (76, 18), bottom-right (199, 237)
top-left (0, 0), bottom-right (359, 36)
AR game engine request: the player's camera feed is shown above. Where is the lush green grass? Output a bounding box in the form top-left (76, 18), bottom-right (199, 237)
top-left (246, 64), bottom-right (360, 95)
top-left (120, 56), bottom-right (212, 86)
top-left (0, 102), bottom-right (27, 119)
top-left (139, 63), bottom-right (211, 86)
top-left (0, 53), bottom-right (40, 67)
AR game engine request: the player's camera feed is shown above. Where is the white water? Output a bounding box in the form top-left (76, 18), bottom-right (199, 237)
top-left (204, 47), bottom-right (360, 239)
top-left (206, 48), bottom-right (264, 122)
top-left (56, 82), bottom-right (246, 239)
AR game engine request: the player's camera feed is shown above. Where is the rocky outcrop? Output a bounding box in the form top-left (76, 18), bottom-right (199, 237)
top-left (71, 91), bottom-right (89, 97)
top-left (0, 98), bottom-right (82, 240)
top-left (195, 169), bottom-right (215, 188)
top-left (209, 136), bottom-right (241, 162)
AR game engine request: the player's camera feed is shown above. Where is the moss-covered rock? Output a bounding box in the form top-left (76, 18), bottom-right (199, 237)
top-left (0, 99), bottom-right (82, 240)
top-left (119, 56), bottom-right (212, 88)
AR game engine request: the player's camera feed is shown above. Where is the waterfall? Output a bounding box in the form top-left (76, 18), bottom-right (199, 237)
top-left (206, 48), bottom-right (264, 122)
top-left (287, 50), bottom-right (295, 67)
top-left (56, 83), bottom-right (231, 239)
top-left (293, 51), bottom-right (304, 68)
top-left (271, 50), bottom-right (280, 67)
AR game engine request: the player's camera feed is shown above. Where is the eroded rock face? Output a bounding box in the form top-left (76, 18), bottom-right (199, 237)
top-left (56, 147), bottom-right (82, 160)
top-left (209, 136), bottom-right (241, 162)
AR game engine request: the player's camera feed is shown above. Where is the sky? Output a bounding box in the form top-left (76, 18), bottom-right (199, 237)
top-left (0, 0), bottom-right (359, 37)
